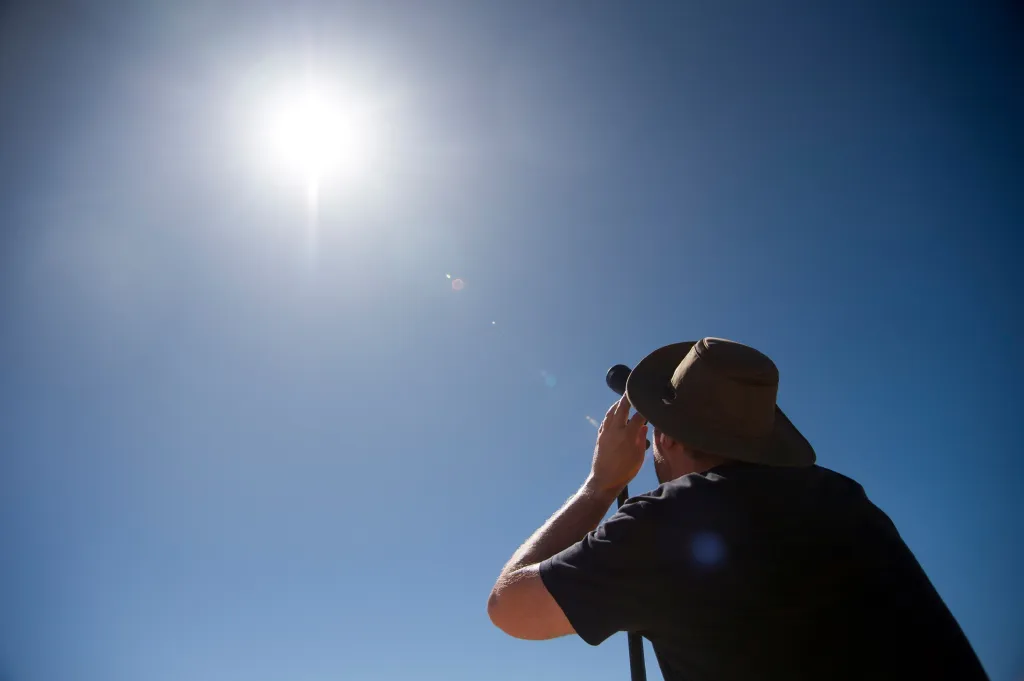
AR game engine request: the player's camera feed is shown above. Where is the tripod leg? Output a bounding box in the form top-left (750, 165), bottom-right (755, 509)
top-left (616, 484), bottom-right (647, 681)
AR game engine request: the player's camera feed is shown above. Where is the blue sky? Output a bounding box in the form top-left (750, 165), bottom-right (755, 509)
top-left (1, 1), bottom-right (1021, 680)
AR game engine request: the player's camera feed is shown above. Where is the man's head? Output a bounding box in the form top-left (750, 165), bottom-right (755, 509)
top-left (650, 428), bottom-right (730, 482)
top-left (626, 338), bottom-right (817, 470)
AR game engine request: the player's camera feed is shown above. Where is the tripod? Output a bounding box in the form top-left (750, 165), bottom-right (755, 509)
top-left (617, 482), bottom-right (647, 681)
top-left (606, 365), bottom-right (648, 681)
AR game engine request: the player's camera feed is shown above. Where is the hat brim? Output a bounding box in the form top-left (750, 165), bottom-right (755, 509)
top-left (625, 342), bottom-right (816, 467)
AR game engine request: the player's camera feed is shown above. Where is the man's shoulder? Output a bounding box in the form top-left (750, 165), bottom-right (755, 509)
top-left (676, 462), bottom-right (866, 495)
top-left (615, 472), bottom-right (728, 525)
top-left (625, 463), bottom-right (870, 522)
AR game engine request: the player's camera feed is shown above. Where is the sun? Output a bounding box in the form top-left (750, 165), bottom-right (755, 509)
top-left (267, 90), bottom-right (333, 181)
top-left (258, 77), bottom-right (380, 188)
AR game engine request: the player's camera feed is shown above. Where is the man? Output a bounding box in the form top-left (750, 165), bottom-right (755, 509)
top-left (487, 338), bottom-right (987, 680)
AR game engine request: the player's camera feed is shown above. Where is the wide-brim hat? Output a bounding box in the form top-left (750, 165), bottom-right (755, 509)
top-left (625, 338), bottom-right (815, 467)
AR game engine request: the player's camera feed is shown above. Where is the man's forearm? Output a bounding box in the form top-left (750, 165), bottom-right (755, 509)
top-left (499, 477), bottom-right (618, 579)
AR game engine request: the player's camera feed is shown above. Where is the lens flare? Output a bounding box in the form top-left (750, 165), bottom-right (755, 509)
top-left (691, 531), bottom-right (726, 567)
top-left (452, 278), bottom-right (465, 291)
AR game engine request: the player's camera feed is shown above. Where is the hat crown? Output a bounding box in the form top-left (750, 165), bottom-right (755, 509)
top-left (669, 338), bottom-right (779, 438)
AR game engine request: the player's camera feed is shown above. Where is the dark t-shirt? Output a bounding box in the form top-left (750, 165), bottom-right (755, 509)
top-left (539, 463), bottom-right (988, 681)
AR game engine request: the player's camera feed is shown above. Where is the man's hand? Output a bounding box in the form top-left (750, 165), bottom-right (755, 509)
top-left (589, 394), bottom-right (648, 496)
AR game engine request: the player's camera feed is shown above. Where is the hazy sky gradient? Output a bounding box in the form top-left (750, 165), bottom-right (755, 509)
top-left (2, 2), bottom-right (1022, 680)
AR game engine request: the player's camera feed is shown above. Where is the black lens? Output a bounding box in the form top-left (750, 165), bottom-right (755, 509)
top-left (605, 364), bottom-right (631, 396)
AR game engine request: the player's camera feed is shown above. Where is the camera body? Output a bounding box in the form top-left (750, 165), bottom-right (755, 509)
top-left (605, 364), bottom-right (651, 451)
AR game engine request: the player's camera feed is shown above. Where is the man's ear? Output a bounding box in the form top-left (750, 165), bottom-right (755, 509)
top-left (654, 429), bottom-right (675, 451)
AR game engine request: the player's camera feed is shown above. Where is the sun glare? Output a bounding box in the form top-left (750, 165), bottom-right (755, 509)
top-left (259, 78), bottom-right (380, 188)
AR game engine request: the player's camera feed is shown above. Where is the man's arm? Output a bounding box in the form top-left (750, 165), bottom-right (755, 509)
top-left (487, 394), bottom-right (648, 640)
top-left (487, 477), bottom-right (618, 639)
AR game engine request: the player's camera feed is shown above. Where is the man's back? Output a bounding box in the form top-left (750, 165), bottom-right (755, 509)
top-left (539, 462), bottom-right (988, 681)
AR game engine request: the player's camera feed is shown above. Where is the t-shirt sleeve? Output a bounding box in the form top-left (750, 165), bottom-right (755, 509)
top-left (538, 498), bottom-right (663, 646)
